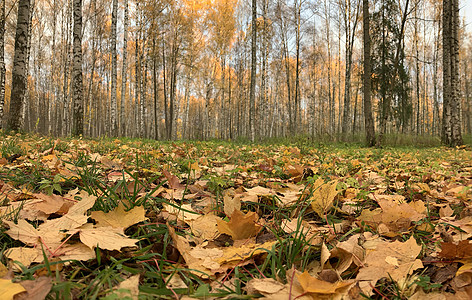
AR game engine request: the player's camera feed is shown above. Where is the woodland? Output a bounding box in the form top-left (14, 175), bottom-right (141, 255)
top-left (0, 0), bottom-right (470, 145)
top-left (0, 0), bottom-right (472, 299)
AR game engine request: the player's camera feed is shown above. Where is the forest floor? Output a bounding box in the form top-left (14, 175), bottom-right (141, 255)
top-left (0, 133), bottom-right (471, 299)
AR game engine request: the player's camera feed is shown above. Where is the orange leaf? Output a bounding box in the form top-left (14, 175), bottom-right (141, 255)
top-left (217, 210), bottom-right (261, 240)
top-left (296, 271), bottom-right (354, 294)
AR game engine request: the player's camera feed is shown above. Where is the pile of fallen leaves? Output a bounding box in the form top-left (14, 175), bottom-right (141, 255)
top-left (0, 134), bottom-right (471, 299)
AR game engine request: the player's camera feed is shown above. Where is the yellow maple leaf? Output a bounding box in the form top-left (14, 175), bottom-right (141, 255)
top-left (0, 262), bottom-right (7, 277)
top-left (90, 203), bottom-right (147, 229)
top-left (217, 210), bottom-right (261, 240)
top-left (296, 271), bottom-right (354, 294)
top-left (310, 180), bottom-right (339, 218)
top-left (0, 279), bottom-right (26, 300)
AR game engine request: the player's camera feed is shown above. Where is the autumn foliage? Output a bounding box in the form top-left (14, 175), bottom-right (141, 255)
top-left (0, 134), bottom-right (471, 299)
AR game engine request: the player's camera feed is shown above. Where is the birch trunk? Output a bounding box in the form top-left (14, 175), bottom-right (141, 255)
top-left (0, 0), bottom-right (5, 129)
top-left (249, 0), bottom-right (257, 141)
top-left (72, 0), bottom-right (83, 136)
top-left (7, 0), bottom-right (31, 131)
top-left (110, 0), bottom-right (118, 136)
top-left (121, 0), bottom-right (129, 136)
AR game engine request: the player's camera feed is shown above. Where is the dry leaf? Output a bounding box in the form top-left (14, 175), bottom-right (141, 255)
top-left (296, 271), bottom-right (355, 294)
top-left (0, 263), bottom-right (7, 278)
top-left (38, 191), bottom-right (96, 232)
top-left (0, 279), bottom-right (26, 300)
top-left (217, 210), bottom-right (261, 240)
top-left (310, 180), bottom-right (339, 218)
top-left (166, 273), bottom-right (188, 289)
top-left (163, 170), bottom-right (185, 189)
top-left (356, 236), bottom-right (423, 295)
top-left (223, 194), bottom-right (241, 217)
top-left (246, 278), bottom-right (285, 295)
top-left (16, 277), bottom-right (52, 300)
top-left (189, 214), bottom-right (221, 242)
top-left (90, 203), bottom-right (147, 229)
top-left (78, 226), bottom-right (138, 250)
top-left (114, 275), bottom-right (140, 300)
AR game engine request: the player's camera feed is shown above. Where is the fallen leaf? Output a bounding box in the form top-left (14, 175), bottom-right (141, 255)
top-left (356, 236), bottom-right (423, 295)
top-left (189, 214), bottom-right (221, 242)
top-left (0, 263), bottom-right (7, 278)
top-left (38, 191), bottom-right (96, 232)
top-left (310, 180), bottom-right (339, 218)
top-left (0, 279), bottom-right (26, 300)
top-left (114, 275), bottom-right (140, 300)
top-left (296, 271), bottom-right (354, 294)
top-left (16, 277), bottom-right (52, 300)
top-left (90, 203), bottom-right (147, 229)
top-left (438, 241), bottom-right (472, 260)
top-left (246, 278), bottom-right (285, 295)
top-left (163, 170), bottom-right (185, 189)
top-left (223, 194), bottom-right (241, 217)
top-left (217, 210), bottom-right (261, 240)
top-left (166, 273), bottom-right (188, 289)
top-left (78, 226), bottom-right (139, 251)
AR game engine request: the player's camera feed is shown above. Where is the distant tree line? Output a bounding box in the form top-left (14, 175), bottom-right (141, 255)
top-left (0, 0), bottom-right (469, 146)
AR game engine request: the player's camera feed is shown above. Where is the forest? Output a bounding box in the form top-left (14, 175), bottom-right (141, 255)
top-left (1, 0), bottom-right (472, 299)
top-left (0, 0), bottom-right (470, 146)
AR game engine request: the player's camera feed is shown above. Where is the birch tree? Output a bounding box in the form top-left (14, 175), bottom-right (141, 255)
top-left (249, 0), bottom-right (257, 141)
top-left (110, 0), bottom-right (118, 136)
top-left (72, 0), bottom-right (83, 136)
top-left (121, 0), bottom-right (129, 136)
top-left (7, 0), bottom-right (31, 131)
top-left (0, 0), bottom-right (5, 129)
top-left (442, 0), bottom-right (462, 146)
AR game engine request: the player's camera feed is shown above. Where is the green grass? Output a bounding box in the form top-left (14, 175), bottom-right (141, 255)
top-left (0, 133), bottom-right (471, 299)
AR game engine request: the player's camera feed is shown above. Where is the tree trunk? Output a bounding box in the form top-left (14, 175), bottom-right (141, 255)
top-left (249, 0), bottom-right (257, 141)
top-left (0, 0), bottom-right (5, 129)
top-left (442, 0), bottom-right (462, 146)
top-left (6, 0), bottom-right (31, 131)
top-left (362, 0), bottom-right (375, 146)
top-left (294, 0), bottom-right (301, 133)
top-left (342, 0), bottom-right (360, 136)
top-left (110, 0), bottom-right (118, 136)
top-left (71, 0), bottom-right (83, 136)
top-left (120, 0), bottom-right (129, 136)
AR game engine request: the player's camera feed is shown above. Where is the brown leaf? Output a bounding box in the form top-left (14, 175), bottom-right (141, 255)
top-left (16, 277), bottom-right (52, 300)
top-left (163, 170), bottom-right (185, 189)
top-left (439, 241), bottom-right (472, 260)
top-left (217, 210), bottom-right (261, 240)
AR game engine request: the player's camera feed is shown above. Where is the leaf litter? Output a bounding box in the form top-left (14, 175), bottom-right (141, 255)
top-left (0, 134), bottom-right (471, 299)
